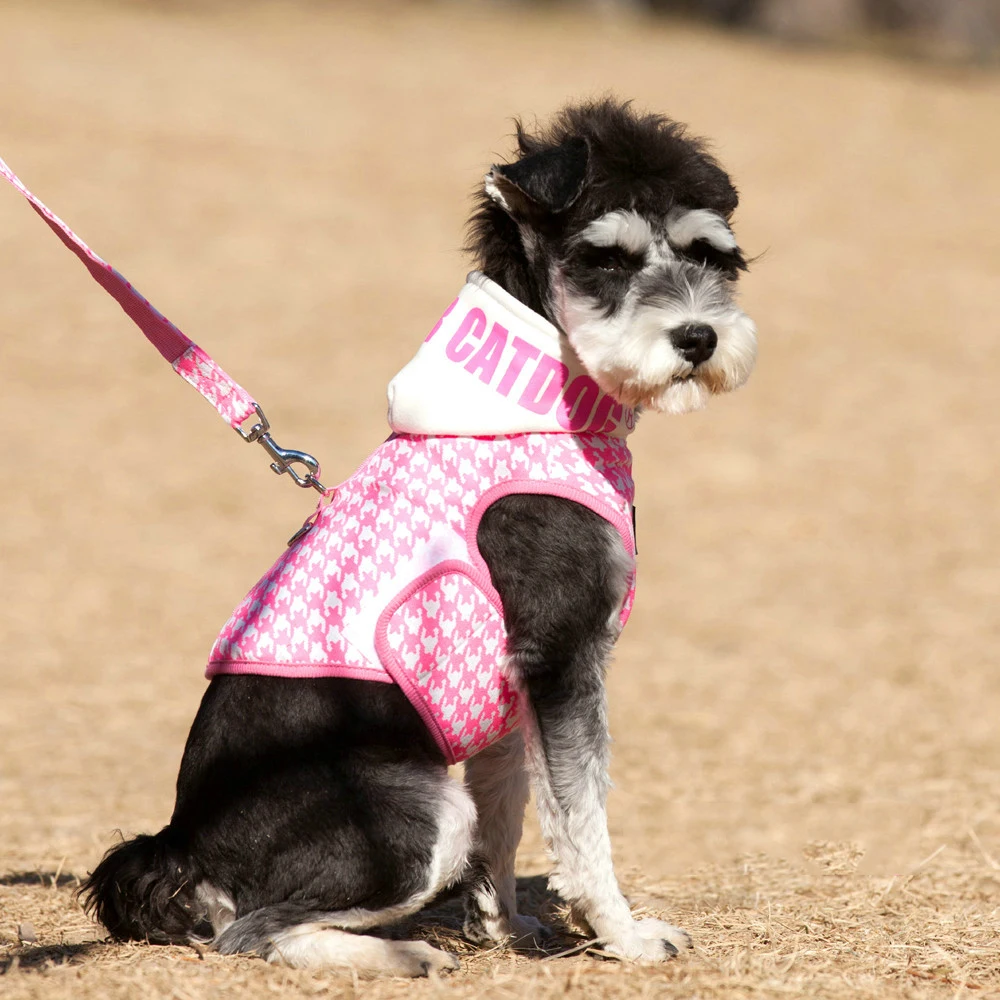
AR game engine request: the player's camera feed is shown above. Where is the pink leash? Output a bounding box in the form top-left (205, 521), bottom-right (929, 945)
top-left (0, 154), bottom-right (326, 493)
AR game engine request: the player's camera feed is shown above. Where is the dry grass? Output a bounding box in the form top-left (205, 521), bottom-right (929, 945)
top-left (5, 849), bottom-right (1000, 997)
top-left (2, 2), bottom-right (999, 998)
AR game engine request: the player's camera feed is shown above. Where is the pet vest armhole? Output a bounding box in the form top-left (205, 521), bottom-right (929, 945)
top-left (465, 479), bottom-right (636, 577)
top-left (465, 478), bottom-right (637, 633)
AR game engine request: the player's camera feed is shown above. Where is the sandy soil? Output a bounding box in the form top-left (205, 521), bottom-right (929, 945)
top-left (1, 2), bottom-right (999, 997)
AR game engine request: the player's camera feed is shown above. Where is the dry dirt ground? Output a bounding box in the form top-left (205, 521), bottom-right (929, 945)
top-left (1, 2), bottom-right (999, 997)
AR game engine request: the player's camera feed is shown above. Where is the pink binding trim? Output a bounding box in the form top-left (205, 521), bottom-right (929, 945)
top-left (0, 155), bottom-right (257, 430)
top-left (205, 660), bottom-right (394, 681)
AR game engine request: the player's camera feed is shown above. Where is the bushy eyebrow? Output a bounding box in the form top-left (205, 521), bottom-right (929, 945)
top-left (579, 210), bottom-right (654, 255)
top-left (666, 208), bottom-right (737, 252)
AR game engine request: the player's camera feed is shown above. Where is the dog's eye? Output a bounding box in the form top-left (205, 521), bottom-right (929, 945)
top-left (580, 245), bottom-right (643, 273)
top-left (681, 239), bottom-right (747, 278)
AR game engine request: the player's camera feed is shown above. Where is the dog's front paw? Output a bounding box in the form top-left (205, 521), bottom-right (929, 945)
top-left (601, 918), bottom-right (691, 963)
top-left (634, 917), bottom-right (692, 953)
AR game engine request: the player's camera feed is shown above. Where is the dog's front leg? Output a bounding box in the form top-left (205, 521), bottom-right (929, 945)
top-left (462, 731), bottom-right (549, 945)
top-left (522, 666), bottom-right (689, 961)
top-left (478, 494), bottom-right (689, 962)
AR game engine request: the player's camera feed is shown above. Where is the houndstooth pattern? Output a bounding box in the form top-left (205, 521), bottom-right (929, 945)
top-left (172, 345), bottom-right (258, 428)
top-left (382, 572), bottom-right (515, 759)
top-left (208, 432), bottom-right (635, 763)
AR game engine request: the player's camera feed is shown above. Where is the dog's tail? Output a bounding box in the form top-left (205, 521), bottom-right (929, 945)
top-left (80, 829), bottom-right (212, 944)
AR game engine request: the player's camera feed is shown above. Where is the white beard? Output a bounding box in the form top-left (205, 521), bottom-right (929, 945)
top-left (552, 270), bottom-right (757, 414)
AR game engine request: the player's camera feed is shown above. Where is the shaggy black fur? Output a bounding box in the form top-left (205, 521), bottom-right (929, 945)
top-left (82, 832), bottom-right (209, 945)
top-left (83, 677), bottom-right (449, 944)
top-left (467, 98), bottom-right (740, 317)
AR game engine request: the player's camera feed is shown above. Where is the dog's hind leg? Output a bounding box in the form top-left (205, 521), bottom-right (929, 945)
top-left (89, 677), bottom-right (476, 976)
top-left (217, 914), bottom-right (460, 977)
top-left (478, 494), bottom-right (691, 963)
top-left (212, 777), bottom-right (475, 974)
top-left (462, 730), bottom-right (549, 946)
top-left (266, 929), bottom-right (460, 976)
top-left (215, 916), bottom-right (459, 977)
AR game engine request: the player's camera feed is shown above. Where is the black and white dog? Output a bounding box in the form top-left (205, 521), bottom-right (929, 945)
top-left (83, 99), bottom-right (756, 977)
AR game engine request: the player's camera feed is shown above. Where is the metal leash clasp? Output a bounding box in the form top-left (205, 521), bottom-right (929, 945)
top-left (238, 405), bottom-right (327, 494)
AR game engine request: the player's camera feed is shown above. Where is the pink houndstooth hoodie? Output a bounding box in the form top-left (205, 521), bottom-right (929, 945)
top-left (207, 273), bottom-right (637, 763)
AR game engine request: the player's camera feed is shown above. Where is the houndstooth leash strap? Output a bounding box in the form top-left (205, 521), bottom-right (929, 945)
top-left (0, 154), bottom-right (326, 493)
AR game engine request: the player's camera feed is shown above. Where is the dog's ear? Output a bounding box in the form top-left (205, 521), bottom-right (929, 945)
top-left (484, 137), bottom-right (589, 222)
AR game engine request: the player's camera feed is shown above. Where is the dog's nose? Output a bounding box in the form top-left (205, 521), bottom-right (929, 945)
top-left (669, 324), bottom-right (717, 367)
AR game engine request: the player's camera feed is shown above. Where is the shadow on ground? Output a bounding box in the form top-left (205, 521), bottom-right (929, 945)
top-left (0, 871), bottom-right (83, 889)
top-left (1, 942), bottom-right (99, 974)
top-left (410, 873), bottom-right (591, 958)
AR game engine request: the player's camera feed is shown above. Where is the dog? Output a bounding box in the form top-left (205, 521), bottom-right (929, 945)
top-left (82, 98), bottom-right (756, 977)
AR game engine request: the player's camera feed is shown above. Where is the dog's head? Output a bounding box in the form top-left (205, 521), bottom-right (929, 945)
top-left (468, 99), bottom-right (757, 415)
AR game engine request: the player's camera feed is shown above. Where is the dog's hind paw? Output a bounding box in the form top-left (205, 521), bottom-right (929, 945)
top-left (465, 911), bottom-right (552, 949)
top-left (508, 913), bottom-right (553, 948)
top-left (387, 941), bottom-right (461, 978)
